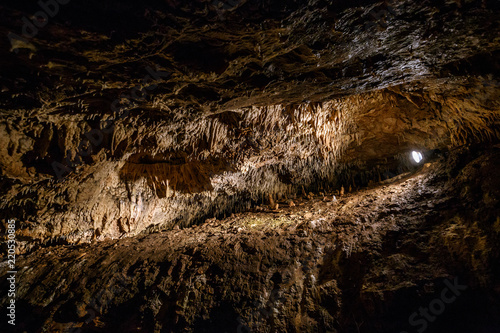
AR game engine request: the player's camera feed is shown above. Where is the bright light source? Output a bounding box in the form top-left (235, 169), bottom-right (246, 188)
top-left (412, 151), bottom-right (423, 163)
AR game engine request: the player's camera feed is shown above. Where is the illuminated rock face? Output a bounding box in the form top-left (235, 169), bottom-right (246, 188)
top-left (0, 1), bottom-right (500, 331)
top-left (1, 147), bottom-right (500, 333)
top-left (0, 0), bottom-right (498, 245)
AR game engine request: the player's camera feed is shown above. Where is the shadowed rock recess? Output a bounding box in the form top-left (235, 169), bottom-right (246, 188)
top-left (0, 0), bottom-right (499, 332)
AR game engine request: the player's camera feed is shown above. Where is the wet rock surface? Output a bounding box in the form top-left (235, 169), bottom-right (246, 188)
top-left (0, 1), bottom-right (500, 332)
top-left (0, 0), bottom-right (499, 244)
top-left (1, 147), bottom-right (499, 332)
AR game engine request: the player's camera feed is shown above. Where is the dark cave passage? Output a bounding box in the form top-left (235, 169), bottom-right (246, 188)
top-left (1, 0), bottom-right (499, 332)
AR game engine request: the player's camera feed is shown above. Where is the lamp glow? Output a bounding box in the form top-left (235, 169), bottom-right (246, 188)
top-left (412, 151), bottom-right (423, 163)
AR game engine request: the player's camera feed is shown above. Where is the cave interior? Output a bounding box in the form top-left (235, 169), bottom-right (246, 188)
top-left (0, 0), bottom-right (500, 332)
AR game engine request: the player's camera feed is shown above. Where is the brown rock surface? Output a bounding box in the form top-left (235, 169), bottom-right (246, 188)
top-left (1, 147), bottom-right (500, 332)
top-left (0, 0), bottom-right (499, 331)
top-left (0, 0), bottom-right (499, 244)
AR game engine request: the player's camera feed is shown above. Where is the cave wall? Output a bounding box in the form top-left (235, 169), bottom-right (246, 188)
top-left (1, 146), bottom-right (499, 333)
top-left (0, 0), bottom-right (499, 246)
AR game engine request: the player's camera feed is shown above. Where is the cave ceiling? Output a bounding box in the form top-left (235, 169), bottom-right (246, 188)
top-left (0, 0), bottom-right (499, 244)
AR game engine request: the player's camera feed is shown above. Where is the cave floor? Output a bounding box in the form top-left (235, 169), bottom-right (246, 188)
top-left (2, 148), bottom-right (500, 333)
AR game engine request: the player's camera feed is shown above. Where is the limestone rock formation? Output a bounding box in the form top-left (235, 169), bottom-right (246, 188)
top-left (0, 0), bottom-right (499, 332)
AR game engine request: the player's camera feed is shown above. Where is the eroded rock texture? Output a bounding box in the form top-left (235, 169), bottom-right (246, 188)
top-left (0, 0), bottom-right (499, 246)
top-left (0, 0), bottom-right (499, 332)
top-left (1, 147), bottom-right (500, 332)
